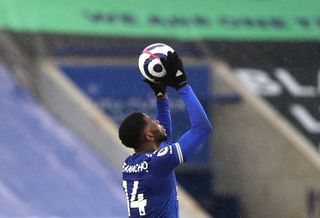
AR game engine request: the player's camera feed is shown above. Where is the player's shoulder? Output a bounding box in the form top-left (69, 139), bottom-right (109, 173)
top-left (124, 152), bottom-right (153, 164)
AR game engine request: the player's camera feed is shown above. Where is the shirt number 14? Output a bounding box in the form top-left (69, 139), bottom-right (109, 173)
top-left (123, 180), bottom-right (147, 216)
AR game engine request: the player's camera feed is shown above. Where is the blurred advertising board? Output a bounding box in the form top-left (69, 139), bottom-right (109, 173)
top-left (1, 0), bottom-right (320, 41)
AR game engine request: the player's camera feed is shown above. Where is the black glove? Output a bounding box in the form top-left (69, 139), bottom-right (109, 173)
top-left (161, 51), bottom-right (187, 90)
top-left (143, 79), bottom-right (167, 97)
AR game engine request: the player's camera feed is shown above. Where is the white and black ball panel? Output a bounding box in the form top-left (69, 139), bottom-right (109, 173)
top-left (138, 43), bottom-right (174, 83)
top-left (147, 58), bottom-right (166, 78)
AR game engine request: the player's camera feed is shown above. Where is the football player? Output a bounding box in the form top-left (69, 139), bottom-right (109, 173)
top-left (119, 51), bottom-right (212, 217)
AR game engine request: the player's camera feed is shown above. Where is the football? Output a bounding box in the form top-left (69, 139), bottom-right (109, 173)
top-left (138, 43), bottom-right (174, 83)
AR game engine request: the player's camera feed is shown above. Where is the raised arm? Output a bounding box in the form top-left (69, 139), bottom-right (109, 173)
top-left (177, 85), bottom-right (212, 161)
top-left (147, 51), bottom-right (212, 176)
top-left (143, 80), bottom-right (172, 144)
top-left (160, 51), bottom-right (212, 161)
top-left (156, 96), bottom-right (172, 143)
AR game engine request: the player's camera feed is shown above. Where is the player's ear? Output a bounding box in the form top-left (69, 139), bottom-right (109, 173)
top-left (144, 131), bottom-right (154, 142)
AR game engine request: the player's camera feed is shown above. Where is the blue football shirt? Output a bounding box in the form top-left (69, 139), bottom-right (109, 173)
top-left (122, 142), bottom-right (183, 217)
top-left (122, 85), bottom-right (212, 217)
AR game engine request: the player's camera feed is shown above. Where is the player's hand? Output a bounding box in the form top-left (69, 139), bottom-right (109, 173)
top-left (161, 51), bottom-right (187, 90)
top-left (143, 79), bottom-right (167, 98)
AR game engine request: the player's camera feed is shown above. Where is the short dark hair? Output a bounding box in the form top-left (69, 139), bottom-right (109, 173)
top-left (118, 112), bottom-right (147, 149)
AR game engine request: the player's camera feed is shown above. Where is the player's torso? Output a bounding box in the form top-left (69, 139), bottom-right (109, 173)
top-left (122, 152), bottom-right (179, 218)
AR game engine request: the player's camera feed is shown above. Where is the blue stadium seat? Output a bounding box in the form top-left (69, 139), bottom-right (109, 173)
top-left (0, 65), bottom-right (126, 217)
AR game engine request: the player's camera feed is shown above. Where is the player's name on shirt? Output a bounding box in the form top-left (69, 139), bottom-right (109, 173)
top-left (122, 161), bottom-right (149, 174)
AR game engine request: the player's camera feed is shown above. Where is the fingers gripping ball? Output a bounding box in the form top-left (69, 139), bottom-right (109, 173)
top-left (138, 43), bottom-right (174, 83)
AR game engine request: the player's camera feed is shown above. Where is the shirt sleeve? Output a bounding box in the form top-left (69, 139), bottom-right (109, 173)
top-left (156, 97), bottom-right (172, 144)
top-left (176, 85), bottom-right (213, 161)
top-left (149, 143), bottom-right (184, 176)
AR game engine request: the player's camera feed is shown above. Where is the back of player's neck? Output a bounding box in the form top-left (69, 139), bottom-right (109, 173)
top-left (134, 143), bottom-right (158, 153)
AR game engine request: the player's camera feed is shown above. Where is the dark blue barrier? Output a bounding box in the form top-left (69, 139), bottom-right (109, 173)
top-left (0, 65), bottom-right (126, 217)
top-left (61, 64), bottom-right (211, 163)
